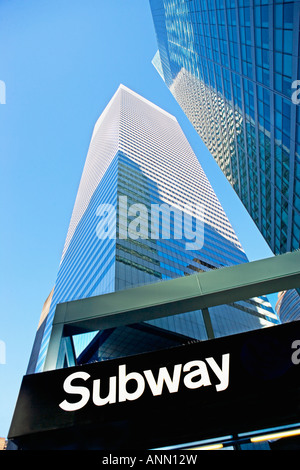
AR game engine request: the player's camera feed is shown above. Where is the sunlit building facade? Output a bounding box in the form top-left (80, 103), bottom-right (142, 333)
top-left (276, 289), bottom-right (300, 323)
top-left (149, 0), bottom-right (300, 257)
top-left (27, 85), bottom-right (278, 375)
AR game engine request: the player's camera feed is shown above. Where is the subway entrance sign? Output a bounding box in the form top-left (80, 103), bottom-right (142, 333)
top-left (8, 320), bottom-right (300, 450)
top-left (8, 251), bottom-right (300, 449)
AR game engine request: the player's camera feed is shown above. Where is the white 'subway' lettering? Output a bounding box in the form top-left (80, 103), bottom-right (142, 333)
top-left (59, 353), bottom-right (230, 412)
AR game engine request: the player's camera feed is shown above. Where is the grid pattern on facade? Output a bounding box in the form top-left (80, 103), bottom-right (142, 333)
top-left (276, 289), bottom-right (300, 322)
top-left (30, 85), bottom-right (279, 374)
top-left (150, 0), bottom-right (300, 256)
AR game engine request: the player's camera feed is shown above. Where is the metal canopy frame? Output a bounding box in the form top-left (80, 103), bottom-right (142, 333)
top-left (43, 250), bottom-right (300, 371)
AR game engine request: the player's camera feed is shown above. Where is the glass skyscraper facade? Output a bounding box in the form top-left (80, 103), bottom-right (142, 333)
top-left (27, 85), bottom-right (278, 375)
top-left (149, 0), bottom-right (300, 257)
top-left (276, 289), bottom-right (300, 322)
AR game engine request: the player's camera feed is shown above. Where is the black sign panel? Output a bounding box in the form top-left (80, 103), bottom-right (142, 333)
top-left (8, 322), bottom-right (300, 449)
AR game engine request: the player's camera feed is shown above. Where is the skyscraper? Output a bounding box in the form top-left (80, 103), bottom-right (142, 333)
top-left (149, 0), bottom-right (300, 257)
top-left (27, 84), bottom-right (278, 375)
top-left (276, 289), bottom-right (300, 323)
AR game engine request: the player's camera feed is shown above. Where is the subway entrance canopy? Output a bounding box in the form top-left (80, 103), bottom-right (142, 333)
top-left (8, 251), bottom-right (300, 450)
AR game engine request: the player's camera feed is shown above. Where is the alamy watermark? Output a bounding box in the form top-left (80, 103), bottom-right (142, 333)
top-left (291, 340), bottom-right (300, 365)
top-left (0, 340), bottom-right (6, 365)
top-left (96, 196), bottom-right (205, 251)
top-left (0, 80), bottom-right (6, 104)
top-left (292, 80), bottom-right (300, 105)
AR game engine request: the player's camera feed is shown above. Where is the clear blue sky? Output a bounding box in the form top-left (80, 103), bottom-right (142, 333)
top-left (0, 0), bottom-right (274, 438)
